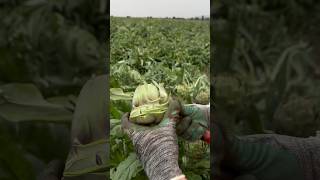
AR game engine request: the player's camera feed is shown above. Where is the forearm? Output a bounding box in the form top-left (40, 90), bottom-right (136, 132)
top-left (129, 126), bottom-right (183, 180)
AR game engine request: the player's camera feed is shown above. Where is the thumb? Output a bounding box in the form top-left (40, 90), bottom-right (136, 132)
top-left (163, 99), bottom-right (182, 119)
top-left (121, 112), bottom-right (130, 130)
top-left (176, 116), bottom-right (192, 135)
top-left (162, 98), bottom-right (182, 128)
top-left (121, 112), bottom-right (135, 135)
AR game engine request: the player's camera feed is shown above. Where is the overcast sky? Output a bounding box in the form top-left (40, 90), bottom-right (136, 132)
top-left (111, 0), bottom-right (209, 18)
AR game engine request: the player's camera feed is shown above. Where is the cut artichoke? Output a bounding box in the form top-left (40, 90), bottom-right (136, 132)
top-left (129, 82), bottom-right (169, 124)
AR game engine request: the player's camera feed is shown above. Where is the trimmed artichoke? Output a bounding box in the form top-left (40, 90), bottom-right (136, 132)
top-left (129, 81), bottom-right (169, 124)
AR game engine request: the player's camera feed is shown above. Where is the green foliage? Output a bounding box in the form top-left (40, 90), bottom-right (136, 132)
top-left (110, 153), bottom-right (143, 180)
top-left (0, 0), bottom-right (107, 95)
top-left (0, 136), bottom-right (36, 180)
top-left (110, 17), bottom-right (210, 179)
top-left (213, 1), bottom-right (320, 136)
top-left (111, 17), bottom-right (210, 99)
top-left (0, 83), bottom-right (73, 123)
top-left (0, 0), bottom-right (107, 178)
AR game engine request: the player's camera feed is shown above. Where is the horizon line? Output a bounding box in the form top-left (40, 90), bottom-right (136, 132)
top-left (110, 15), bottom-right (210, 18)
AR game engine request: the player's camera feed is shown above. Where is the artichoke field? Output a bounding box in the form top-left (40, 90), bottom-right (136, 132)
top-left (213, 1), bottom-right (320, 137)
top-left (110, 17), bottom-right (210, 180)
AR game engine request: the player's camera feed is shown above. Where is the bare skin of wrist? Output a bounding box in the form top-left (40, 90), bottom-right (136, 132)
top-left (170, 175), bottom-right (187, 180)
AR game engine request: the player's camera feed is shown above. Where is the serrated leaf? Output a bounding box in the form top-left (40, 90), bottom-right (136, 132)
top-left (111, 124), bottom-right (125, 137)
top-left (110, 153), bottom-right (143, 180)
top-left (0, 83), bottom-right (72, 123)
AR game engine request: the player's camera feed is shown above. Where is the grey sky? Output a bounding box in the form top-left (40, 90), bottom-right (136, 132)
top-left (111, 0), bottom-right (209, 18)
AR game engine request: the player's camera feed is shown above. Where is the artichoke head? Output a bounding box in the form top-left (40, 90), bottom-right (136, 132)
top-left (129, 81), bottom-right (169, 124)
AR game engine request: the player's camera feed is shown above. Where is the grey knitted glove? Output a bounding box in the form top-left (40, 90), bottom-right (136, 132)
top-left (121, 99), bottom-right (184, 180)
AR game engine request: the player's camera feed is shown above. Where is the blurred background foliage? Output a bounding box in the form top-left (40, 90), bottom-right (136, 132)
top-left (212, 0), bottom-right (320, 137)
top-left (0, 0), bottom-right (107, 179)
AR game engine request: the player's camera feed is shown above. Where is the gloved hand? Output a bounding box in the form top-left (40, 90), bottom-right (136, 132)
top-left (212, 121), bottom-right (306, 180)
top-left (176, 104), bottom-right (209, 142)
top-left (121, 99), bottom-right (186, 180)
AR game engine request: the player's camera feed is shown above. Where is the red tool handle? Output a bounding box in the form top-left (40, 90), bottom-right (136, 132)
top-left (201, 130), bottom-right (210, 144)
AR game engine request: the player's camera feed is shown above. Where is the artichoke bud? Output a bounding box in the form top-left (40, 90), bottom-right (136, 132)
top-left (194, 90), bottom-right (210, 105)
top-left (130, 82), bottom-right (169, 124)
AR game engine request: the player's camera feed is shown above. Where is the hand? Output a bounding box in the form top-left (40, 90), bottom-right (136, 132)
top-left (176, 104), bottom-right (209, 142)
top-left (121, 99), bottom-right (186, 180)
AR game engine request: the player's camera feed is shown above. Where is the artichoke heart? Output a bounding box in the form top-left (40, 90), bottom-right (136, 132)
top-left (129, 82), bottom-right (169, 124)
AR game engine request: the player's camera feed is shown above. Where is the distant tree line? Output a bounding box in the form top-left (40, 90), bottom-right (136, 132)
top-left (120, 16), bottom-right (209, 20)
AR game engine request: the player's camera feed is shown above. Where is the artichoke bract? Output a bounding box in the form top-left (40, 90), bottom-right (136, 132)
top-left (129, 81), bottom-right (169, 125)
